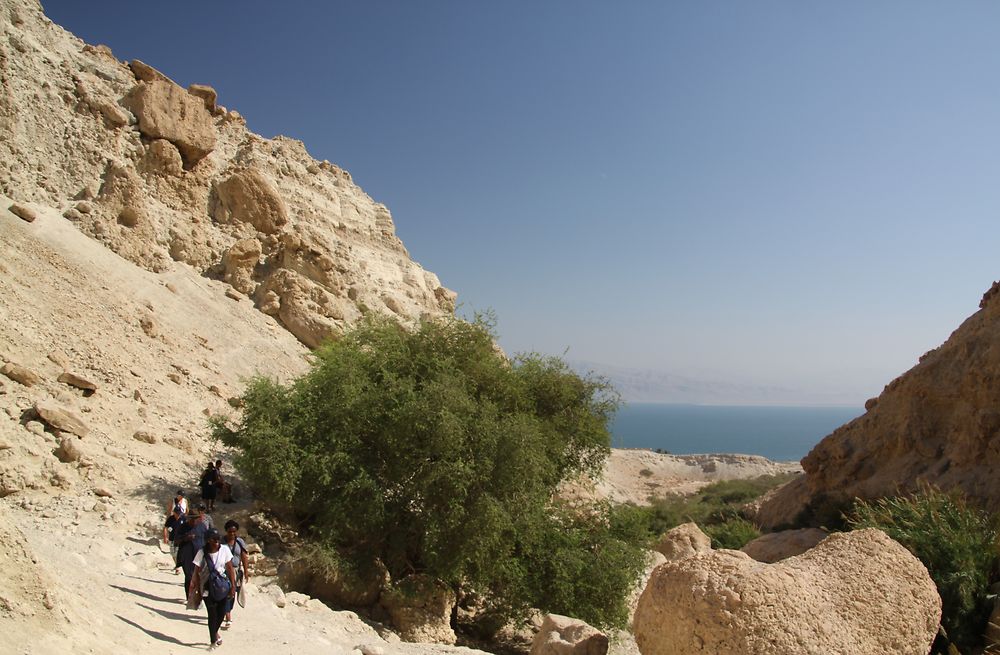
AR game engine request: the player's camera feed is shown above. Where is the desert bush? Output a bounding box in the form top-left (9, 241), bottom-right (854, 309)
top-left (704, 517), bottom-right (761, 550)
top-left (848, 486), bottom-right (1000, 653)
top-left (634, 473), bottom-right (796, 547)
top-left (214, 314), bottom-right (643, 628)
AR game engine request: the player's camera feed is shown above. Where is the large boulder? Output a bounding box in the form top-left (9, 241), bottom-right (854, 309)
top-left (212, 169), bottom-right (288, 234)
top-left (759, 281), bottom-right (1000, 529)
top-left (379, 574), bottom-right (456, 644)
top-left (530, 614), bottom-right (608, 655)
top-left (123, 80), bottom-right (216, 167)
top-left (633, 529), bottom-right (940, 655)
top-left (740, 528), bottom-right (828, 563)
top-left (653, 522), bottom-right (711, 560)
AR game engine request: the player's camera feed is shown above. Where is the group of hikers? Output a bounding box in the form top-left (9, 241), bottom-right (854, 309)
top-left (162, 459), bottom-right (249, 650)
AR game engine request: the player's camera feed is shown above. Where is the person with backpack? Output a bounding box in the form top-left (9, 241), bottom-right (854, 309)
top-left (221, 520), bottom-right (251, 629)
top-left (189, 528), bottom-right (237, 650)
top-left (198, 462), bottom-right (220, 513)
top-left (174, 503), bottom-right (211, 595)
top-left (162, 504), bottom-right (186, 575)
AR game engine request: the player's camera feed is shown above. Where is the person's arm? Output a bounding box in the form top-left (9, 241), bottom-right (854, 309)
top-left (240, 550), bottom-right (250, 581)
top-left (190, 565), bottom-right (201, 596)
top-left (163, 523), bottom-right (170, 543)
top-left (225, 560), bottom-right (237, 598)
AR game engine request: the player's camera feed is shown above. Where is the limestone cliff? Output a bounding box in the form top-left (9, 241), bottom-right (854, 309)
top-left (758, 281), bottom-right (1000, 529)
top-left (0, 0), bottom-right (455, 349)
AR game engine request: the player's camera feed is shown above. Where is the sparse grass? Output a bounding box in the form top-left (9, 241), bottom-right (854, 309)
top-left (848, 485), bottom-right (1000, 654)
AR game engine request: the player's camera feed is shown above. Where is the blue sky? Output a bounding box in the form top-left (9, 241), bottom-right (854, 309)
top-left (43, 2), bottom-right (1000, 404)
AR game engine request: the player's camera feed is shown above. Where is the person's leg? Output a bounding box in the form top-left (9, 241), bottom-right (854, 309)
top-left (206, 598), bottom-right (225, 645)
top-left (181, 558), bottom-right (195, 596)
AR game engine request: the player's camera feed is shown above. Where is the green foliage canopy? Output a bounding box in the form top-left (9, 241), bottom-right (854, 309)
top-left (214, 315), bottom-right (644, 627)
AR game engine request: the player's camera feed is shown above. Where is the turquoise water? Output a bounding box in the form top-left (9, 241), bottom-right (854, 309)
top-left (609, 403), bottom-right (863, 462)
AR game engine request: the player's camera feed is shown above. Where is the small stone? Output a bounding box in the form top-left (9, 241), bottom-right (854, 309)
top-left (118, 206), bottom-right (140, 228)
top-left (35, 401), bottom-right (89, 437)
top-left (133, 430), bottom-right (157, 444)
top-left (165, 283), bottom-right (178, 294)
top-left (55, 437), bottom-right (83, 463)
top-left (140, 314), bottom-right (158, 338)
top-left (1, 362), bottom-right (41, 386)
top-left (75, 201), bottom-right (93, 214)
top-left (25, 420), bottom-right (45, 436)
top-left (47, 350), bottom-right (71, 369)
top-left (133, 389), bottom-right (144, 403)
top-left (57, 371), bottom-right (98, 393)
top-left (358, 645), bottom-right (386, 655)
top-left (63, 207), bottom-right (83, 221)
top-left (9, 203), bottom-right (37, 223)
top-left (94, 487), bottom-right (113, 498)
top-left (167, 372), bottom-right (182, 384)
top-left (224, 288), bottom-right (242, 301)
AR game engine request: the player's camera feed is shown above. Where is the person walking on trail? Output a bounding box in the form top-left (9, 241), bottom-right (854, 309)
top-left (174, 503), bottom-right (210, 595)
top-left (167, 489), bottom-right (188, 517)
top-left (189, 528), bottom-right (237, 650)
top-left (221, 520), bottom-right (251, 629)
top-left (199, 462), bottom-right (220, 513)
top-left (163, 504), bottom-right (186, 575)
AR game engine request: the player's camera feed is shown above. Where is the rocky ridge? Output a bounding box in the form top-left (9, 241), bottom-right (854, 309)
top-left (1, 0), bottom-right (456, 350)
top-left (758, 281), bottom-right (1000, 529)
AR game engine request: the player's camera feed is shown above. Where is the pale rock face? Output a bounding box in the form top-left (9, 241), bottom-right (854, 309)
top-left (380, 574), bottom-right (457, 644)
top-left (123, 80), bottom-right (216, 168)
top-left (653, 522), bottom-right (711, 560)
top-left (633, 529), bottom-right (941, 655)
top-left (758, 281), bottom-right (1000, 530)
top-left (740, 528), bottom-right (827, 563)
top-left (529, 614), bottom-right (609, 655)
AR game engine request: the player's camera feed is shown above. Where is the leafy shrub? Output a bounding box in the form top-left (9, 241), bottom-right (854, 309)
top-left (848, 486), bottom-right (1000, 653)
top-left (704, 517), bottom-right (761, 550)
top-left (213, 314), bottom-right (643, 628)
top-left (638, 473), bottom-right (797, 541)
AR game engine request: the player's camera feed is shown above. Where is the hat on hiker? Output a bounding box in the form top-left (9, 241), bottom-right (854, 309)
top-left (206, 528), bottom-right (221, 541)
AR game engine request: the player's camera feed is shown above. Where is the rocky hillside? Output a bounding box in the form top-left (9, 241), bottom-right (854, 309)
top-left (1, 0), bottom-right (455, 350)
top-left (758, 281), bottom-right (1000, 529)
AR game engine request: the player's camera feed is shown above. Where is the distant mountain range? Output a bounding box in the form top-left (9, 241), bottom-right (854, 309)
top-left (568, 360), bottom-right (862, 406)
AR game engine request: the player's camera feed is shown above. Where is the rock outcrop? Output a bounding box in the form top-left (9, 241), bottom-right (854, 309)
top-left (633, 529), bottom-right (941, 655)
top-left (759, 281), bottom-right (1000, 529)
top-left (0, 0), bottom-right (455, 351)
top-left (379, 575), bottom-right (457, 644)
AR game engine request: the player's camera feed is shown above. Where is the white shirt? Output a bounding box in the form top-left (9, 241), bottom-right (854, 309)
top-left (193, 544), bottom-right (233, 576)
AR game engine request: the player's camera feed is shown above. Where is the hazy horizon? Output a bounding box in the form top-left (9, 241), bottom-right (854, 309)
top-left (43, 1), bottom-right (1000, 406)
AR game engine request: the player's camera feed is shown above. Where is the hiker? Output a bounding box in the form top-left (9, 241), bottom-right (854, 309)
top-left (199, 461), bottom-right (220, 512)
top-left (217, 460), bottom-right (235, 503)
top-left (167, 489), bottom-right (188, 517)
top-left (189, 528), bottom-right (237, 650)
top-left (222, 519), bottom-right (251, 629)
top-left (175, 503), bottom-right (211, 595)
top-left (162, 504), bottom-right (186, 575)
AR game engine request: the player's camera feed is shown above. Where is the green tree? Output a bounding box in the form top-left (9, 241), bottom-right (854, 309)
top-left (213, 314), bottom-right (644, 628)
